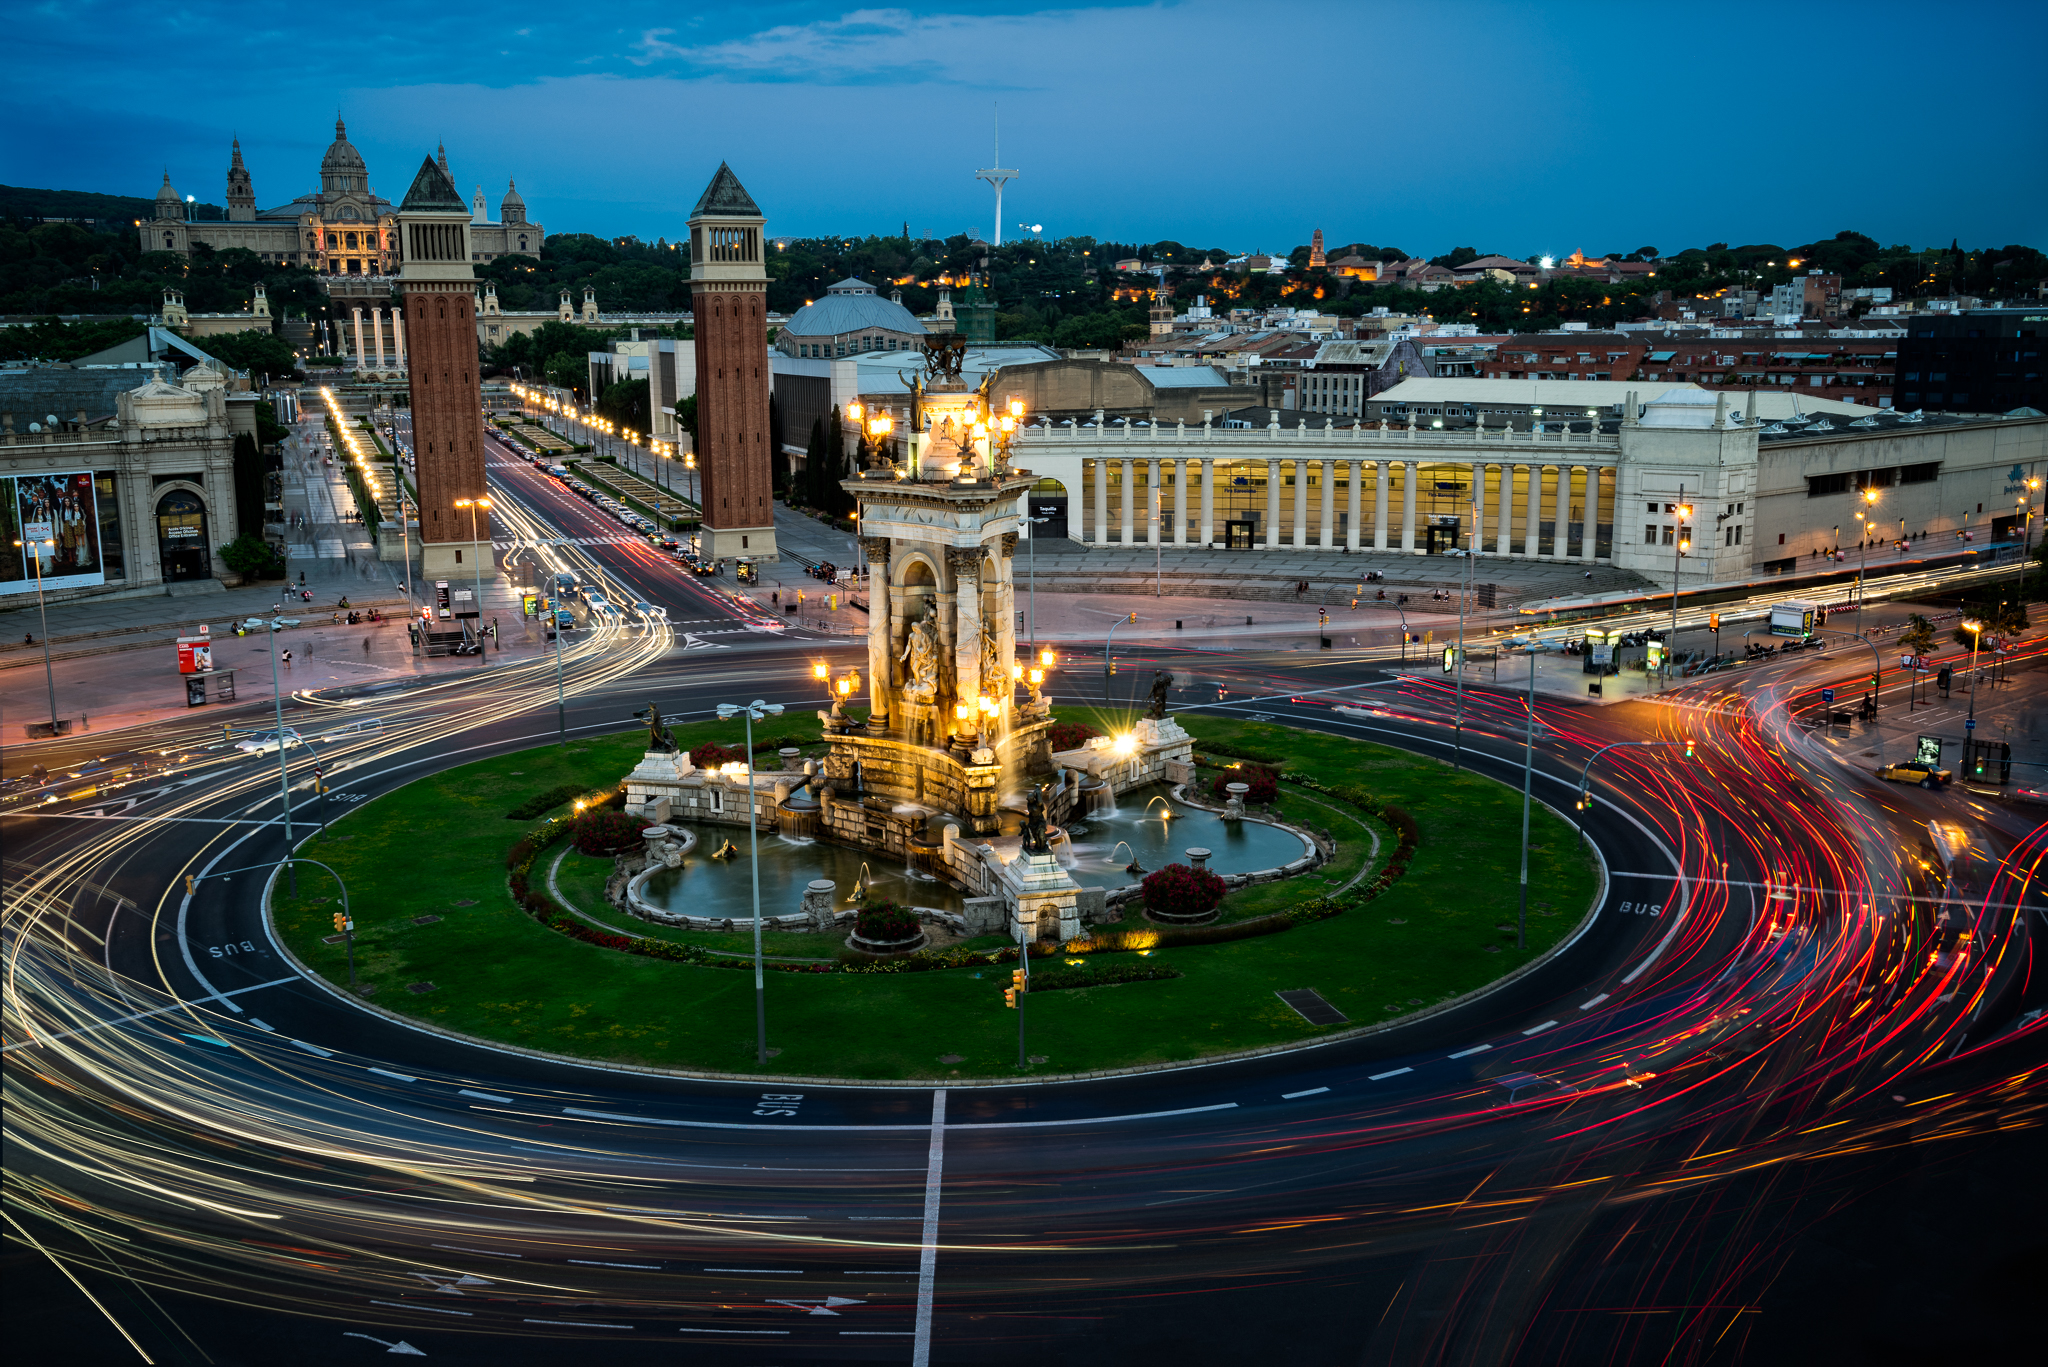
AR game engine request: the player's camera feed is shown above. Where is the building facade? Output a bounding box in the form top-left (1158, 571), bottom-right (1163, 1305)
top-left (141, 121), bottom-right (543, 275)
top-left (775, 278), bottom-right (926, 359)
top-left (1894, 308), bottom-right (2047, 415)
top-left (689, 164), bottom-right (777, 563)
top-left (395, 155), bottom-right (490, 578)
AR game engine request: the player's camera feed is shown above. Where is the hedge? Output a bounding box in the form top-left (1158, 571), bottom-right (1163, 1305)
top-left (1026, 960), bottom-right (1183, 992)
top-left (506, 783), bottom-right (603, 820)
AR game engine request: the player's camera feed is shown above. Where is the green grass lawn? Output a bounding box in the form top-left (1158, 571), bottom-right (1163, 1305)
top-left (274, 713), bottom-right (1596, 1079)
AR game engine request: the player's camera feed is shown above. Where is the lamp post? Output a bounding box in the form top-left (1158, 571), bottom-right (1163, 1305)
top-left (1961, 619), bottom-right (1983, 723)
top-left (13, 536), bottom-right (59, 733)
top-left (264, 604), bottom-right (298, 896)
top-left (1573, 739), bottom-right (1691, 848)
top-left (454, 496), bottom-right (492, 658)
top-left (716, 698), bottom-right (785, 1068)
top-left (1104, 611), bottom-right (1137, 698)
top-left (1452, 508), bottom-right (1475, 771)
top-left (1855, 486), bottom-right (1878, 642)
top-left (1662, 488), bottom-right (1692, 690)
top-left (1516, 644), bottom-right (1536, 951)
top-left (1022, 513), bottom-right (1050, 646)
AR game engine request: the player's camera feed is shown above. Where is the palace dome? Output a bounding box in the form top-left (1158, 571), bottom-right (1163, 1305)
top-left (781, 278), bottom-right (926, 341)
top-left (321, 116), bottom-right (367, 179)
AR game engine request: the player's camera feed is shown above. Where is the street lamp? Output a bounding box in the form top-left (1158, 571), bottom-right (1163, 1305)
top-left (453, 496), bottom-right (492, 658)
top-left (1855, 485), bottom-right (1879, 641)
top-left (1661, 489), bottom-right (1692, 691)
top-left (12, 536), bottom-right (59, 733)
top-left (1961, 619), bottom-right (1984, 723)
top-left (716, 698), bottom-right (785, 1067)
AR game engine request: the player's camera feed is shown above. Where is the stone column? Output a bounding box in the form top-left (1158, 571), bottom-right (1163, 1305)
top-left (1374, 461), bottom-right (1390, 550)
top-left (1199, 458), bottom-right (1215, 547)
top-left (1093, 458), bottom-right (1107, 545)
top-left (1525, 464), bottom-right (1543, 557)
top-left (1400, 461), bottom-right (1418, 554)
top-left (1318, 460), bottom-right (1335, 548)
top-left (949, 547), bottom-right (983, 723)
top-left (863, 536), bottom-right (891, 725)
top-left (1173, 458), bottom-right (1188, 546)
top-left (1497, 466), bottom-right (1515, 555)
top-left (1552, 467), bottom-right (1572, 559)
top-left (1146, 457), bottom-right (1161, 547)
top-left (1264, 459), bottom-right (1281, 549)
top-left (393, 308), bottom-right (406, 369)
top-left (1292, 459), bottom-right (1308, 548)
top-left (997, 533), bottom-right (1018, 724)
top-left (1470, 462), bottom-right (1486, 552)
top-left (1120, 458), bottom-right (1134, 545)
top-left (350, 307), bottom-right (365, 365)
top-left (370, 306), bottom-right (386, 370)
top-left (1346, 461), bottom-right (1362, 552)
top-left (1584, 467), bottom-right (1604, 560)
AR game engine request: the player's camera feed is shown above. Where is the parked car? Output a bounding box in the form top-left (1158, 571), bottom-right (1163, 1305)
top-left (1876, 759), bottom-right (1952, 789)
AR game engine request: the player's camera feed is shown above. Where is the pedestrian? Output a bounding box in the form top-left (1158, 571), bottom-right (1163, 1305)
top-left (1583, 570), bottom-right (1594, 580)
top-left (22, 633), bottom-right (30, 647)
top-left (281, 649), bottom-right (293, 669)
top-left (363, 636), bottom-right (371, 656)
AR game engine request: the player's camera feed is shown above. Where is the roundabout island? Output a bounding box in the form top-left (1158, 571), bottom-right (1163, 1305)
top-left (268, 709), bottom-right (1598, 1080)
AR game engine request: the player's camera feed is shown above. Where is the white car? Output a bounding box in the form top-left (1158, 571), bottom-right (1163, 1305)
top-left (586, 597), bottom-right (614, 615)
top-left (631, 601), bottom-right (667, 622)
top-left (235, 728), bottom-right (305, 755)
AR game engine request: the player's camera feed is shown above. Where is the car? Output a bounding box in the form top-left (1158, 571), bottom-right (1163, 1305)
top-left (235, 728), bottom-right (305, 756)
top-left (586, 596), bottom-right (613, 615)
top-left (552, 610), bottom-right (577, 630)
top-left (631, 602), bottom-right (667, 622)
top-left (1876, 759), bottom-right (1952, 789)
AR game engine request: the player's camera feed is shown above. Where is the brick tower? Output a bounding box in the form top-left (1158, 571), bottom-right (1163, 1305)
top-left (396, 154), bottom-right (489, 580)
top-left (688, 163), bottom-right (777, 564)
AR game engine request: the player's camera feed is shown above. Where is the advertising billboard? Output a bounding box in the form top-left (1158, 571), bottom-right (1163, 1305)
top-left (0, 471), bottom-right (106, 596)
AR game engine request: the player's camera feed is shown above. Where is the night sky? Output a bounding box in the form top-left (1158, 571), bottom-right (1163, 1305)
top-left (10, 0), bottom-right (2044, 255)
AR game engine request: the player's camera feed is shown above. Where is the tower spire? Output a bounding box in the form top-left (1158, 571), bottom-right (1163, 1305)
top-left (973, 102), bottom-right (1018, 248)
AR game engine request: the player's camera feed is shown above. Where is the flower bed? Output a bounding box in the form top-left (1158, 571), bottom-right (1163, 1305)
top-left (1141, 862), bottom-right (1227, 925)
top-left (571, 809), bottom-right (643, 855)
top-left (1211, 764), bottom-right (1279, 805)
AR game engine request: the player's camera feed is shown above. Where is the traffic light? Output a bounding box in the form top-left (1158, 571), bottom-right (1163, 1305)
top-left (185, 874), bottom-right (196, 896)
top-left (1004, 986), bottom-right (1018, 1009)
top-left (1575, 786), bottom-right (1590, 812)
top-left (332, 912), bottom-right (349, 934)
top-left (1127, 612), bottom-right (1137, 623)
top-left (1108, 659), bottom-right (1118, 675)
top-left (1012, 967), bottom-right (1027, 999)
top-left (1708, 612), bottom-right (1721, 631)
top-left (1684, 738), bottom-right (1695, 759)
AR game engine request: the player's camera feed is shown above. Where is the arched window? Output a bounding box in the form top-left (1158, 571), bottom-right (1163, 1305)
top-left (326, 233), bottom-right (337, 249)
top-left (164, 233), bottom-right (174, 249)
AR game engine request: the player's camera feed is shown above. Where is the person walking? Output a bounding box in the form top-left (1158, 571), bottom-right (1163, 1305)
top-left (281, 648), bottom-right (293, 669)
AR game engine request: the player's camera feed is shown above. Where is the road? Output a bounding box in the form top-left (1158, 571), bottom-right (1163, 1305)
top-left (4, 446), bottom-right (2041, 1366)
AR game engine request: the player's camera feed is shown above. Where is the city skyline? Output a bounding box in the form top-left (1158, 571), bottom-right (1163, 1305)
top-left (7, 0), bottom-right (2044, 255)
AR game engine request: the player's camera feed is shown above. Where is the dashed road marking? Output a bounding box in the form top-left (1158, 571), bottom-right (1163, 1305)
top-left (1448, 1045), bottom-right (1492, 1059)
top-left (1282, 1086), bottom-right (1330, 1099)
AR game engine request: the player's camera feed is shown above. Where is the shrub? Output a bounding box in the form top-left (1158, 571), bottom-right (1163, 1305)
top-left (690, 742), bottom-right (746, 768)
top-left (1028, 960), bottom-right (1182, 992)
top-left (571, 810), bottom-right (643, 856)
top-left (1211, 764), bottom-right (1279, 805)
top-left (854, 901), bottom-right (920, 942)
top-left (1198, 739), bottom-right (1285, 765)
top-left (1141, 862), bottom-right (1227, 919)
top-left (506, 783), bottom-right (594, 820)
top-left (1048, 721), bottom-right (1102, 751)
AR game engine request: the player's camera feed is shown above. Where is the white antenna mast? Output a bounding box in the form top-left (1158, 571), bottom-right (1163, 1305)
top-left (974, 103), bottom-right (1017, 247)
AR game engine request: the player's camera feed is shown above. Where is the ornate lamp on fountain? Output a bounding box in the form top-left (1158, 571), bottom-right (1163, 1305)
top-left (716, 697), bottom-right (784, 1068)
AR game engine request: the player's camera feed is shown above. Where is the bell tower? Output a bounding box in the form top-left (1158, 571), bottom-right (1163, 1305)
top-left (227, 139), bottom-right (255, 222)
top-left (395, 153), bottom-right (489, 580)
top-left (688, 163), bottom-right (777, 564)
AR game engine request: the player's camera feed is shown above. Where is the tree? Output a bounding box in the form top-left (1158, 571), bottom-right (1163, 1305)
top-left (216, 532), bottom-right (281, 580)
top-left (768, 394), bottom-right (788, 494)
top-left (543, 351), bottom-right (585, 395)
top-left (1899, 613), bottom-right (1937, 660)
top-left (596, 376), bottom-right (650, 434)
top-left (201, 328), bottom-right (298, 383)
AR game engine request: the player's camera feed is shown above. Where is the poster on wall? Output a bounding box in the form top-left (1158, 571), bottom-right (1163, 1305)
top-left (0, 471), bottom-right (106, 595)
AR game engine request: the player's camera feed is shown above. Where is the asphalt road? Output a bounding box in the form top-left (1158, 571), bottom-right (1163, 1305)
top-left (5, 454), bottom-right (2042, 1367)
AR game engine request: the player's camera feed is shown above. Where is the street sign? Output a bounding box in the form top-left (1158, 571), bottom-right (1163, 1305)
top-left (1821, 687), bottom-right (1834, 703)
top-left (1965, 718), bottom-right (1976, 732)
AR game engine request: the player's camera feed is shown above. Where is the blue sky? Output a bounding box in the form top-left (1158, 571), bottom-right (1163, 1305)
top-left (9, 0), bottom-right (2044, 257)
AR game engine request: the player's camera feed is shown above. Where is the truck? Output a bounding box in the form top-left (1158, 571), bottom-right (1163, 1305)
top-left (1769, 600), bottom-right (1819, 638)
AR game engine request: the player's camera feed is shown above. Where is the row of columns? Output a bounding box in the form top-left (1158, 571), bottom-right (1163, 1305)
top-left (349, 306), bottom-right (408, 370)
top-left (1084, 457), bottom-right (1608, 559)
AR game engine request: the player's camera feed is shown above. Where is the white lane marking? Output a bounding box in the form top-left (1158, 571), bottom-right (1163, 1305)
top-left (248, 1018), bottom-right (275, 1032)
top-left (569, 1260), bottom-right (659, 1269)
top-left (913, 1089), bottom-right (947, 1367)
top-left (1522, 1020), bottom-right (1559, 1036)
top-left (0, 977), bottom-right (297, 1054)
top-left (1369, 1067), bottom-right (1413, 1080)
top-left (1448, 1045), bottom-right (1492, 1059)
top-left (558, 1100), bottom-right (1238, 1133)
top-left (843, 1270), bottom-right (920, 1274)
top-left (290, 1038), bottom-right (334, 1057)
top-left (679, 1328), bottom-right (788, 1335)
top-left (524, 1319), bottom-right (632, 1329)
top-left (844, 1331), bottom-right (917, 1335)
top-left (431, 1244), bottom-right (520, 1258)
top-left (369, 1067), bottom-right (417, 1082)
top-left (460, 1089), bottom-right (515, 1104)
top-left (370, 1300), bottom-right (472, 1316)
top-left (1282, 1086), bottom-right (1330, 1099)
top-left (704, 1268), bottom-right (803, 1274)
top-left (1580, 993), bottom-right (1611, 1010)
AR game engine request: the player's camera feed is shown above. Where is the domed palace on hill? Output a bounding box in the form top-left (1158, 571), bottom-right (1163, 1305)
top-left (776, 278), bottom-right (927, 359)
top-left (141, 119), bottom-right (543, 275)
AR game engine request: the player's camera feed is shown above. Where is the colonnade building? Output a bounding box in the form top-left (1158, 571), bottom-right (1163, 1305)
top-left (993, 392), bottom-right (2047, 586)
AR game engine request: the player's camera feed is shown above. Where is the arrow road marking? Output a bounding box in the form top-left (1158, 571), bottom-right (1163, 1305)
top-left (343, 1332), bottom-right (426, 1355)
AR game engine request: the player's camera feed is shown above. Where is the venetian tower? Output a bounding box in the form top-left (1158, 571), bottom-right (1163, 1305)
top-left (688, 164), bottom-right (777, 563)
top-left (396, 153), bottom-right (489, 578)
